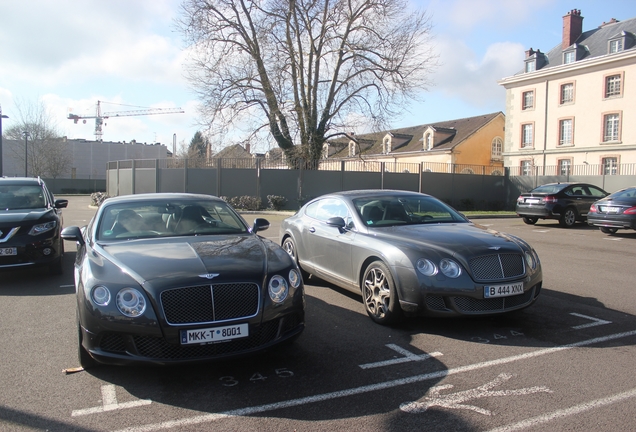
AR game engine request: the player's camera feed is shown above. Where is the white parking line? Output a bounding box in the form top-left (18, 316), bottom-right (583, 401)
top-left (486, 387), bottom-right (636, 432)
top-left (570, 312), bottom-right (612, 329)
top-left (72, 385), bottom-right (151, 417)
top-left (358, 344), bottom-right (442, 369)
top-left (113, 329), bottom-right (636, 432)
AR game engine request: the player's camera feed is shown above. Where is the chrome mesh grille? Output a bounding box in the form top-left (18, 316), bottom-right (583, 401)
top-left (469, 253), bottom-right (525, 281)
top-left (161, 283), bottom-right (259, 325)
top-left (453, 288), bottom-right (534, 313)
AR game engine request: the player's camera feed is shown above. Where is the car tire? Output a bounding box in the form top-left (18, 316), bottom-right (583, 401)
top-left (78, 322), bottom-right (97, 369)
top-left (361, 261), bottom-right (403, 325)
top-left (282, 236), bottom-right (310, 281)
top-left (600, 227), bottom-right (619, 234)
top-left (559, 207), bottom-right (577, 228)
top-left (522, 217), bottom-right (538, 225)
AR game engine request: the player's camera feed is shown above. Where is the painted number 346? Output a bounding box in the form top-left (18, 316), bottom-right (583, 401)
top-left (219, 368), bottom-right (294, 387)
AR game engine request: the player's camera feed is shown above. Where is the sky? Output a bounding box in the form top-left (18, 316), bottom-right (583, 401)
top-left (2, 0), bottom-right (636, 155)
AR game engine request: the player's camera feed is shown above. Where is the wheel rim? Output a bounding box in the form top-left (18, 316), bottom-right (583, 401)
top-left (283, 239), bottom-right (295, 259)
top-left (565, 210), bottom-right (576, 226)
top-left (363, 267), bottom-right (390, 320)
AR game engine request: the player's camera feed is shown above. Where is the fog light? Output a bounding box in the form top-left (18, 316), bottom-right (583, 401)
top-left (42, 248), bottom-right (52, 256)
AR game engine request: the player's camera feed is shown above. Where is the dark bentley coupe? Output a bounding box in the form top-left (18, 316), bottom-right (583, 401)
top-left (61, 193), bottom-right (304, 367)
top-left (280, 190), bottom-right (542, 325)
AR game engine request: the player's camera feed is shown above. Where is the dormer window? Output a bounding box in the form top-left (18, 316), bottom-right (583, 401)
top-left (348, 141), bottom-right (356, 157)
top-left (322, 143), bottom-right (329, 159)
top-left (609, 39), bottom-right (623, 53)
top-left (525, 60), bottom-right (536, 73)
top-left (563, 50), bottom-right (576, 64)
top-left (424, 132), bottom-right (433, 150)
top-left (382, 137), bottom-right (391, 154)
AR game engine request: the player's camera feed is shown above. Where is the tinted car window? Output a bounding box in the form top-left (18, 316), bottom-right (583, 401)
top-left (531, 184), bottom-right (568, 194)
top-left (0, 185), bottom-right (46, 209)
top-left (354, 195), bottom-right (466, 227)
top-left (587, 185), bottom-right (608, 197)
top-left (305, 198), bottom-right (351, 223)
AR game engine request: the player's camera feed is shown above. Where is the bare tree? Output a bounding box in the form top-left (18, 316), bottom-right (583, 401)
top-left (4, 99), bottom-right (71, 178)
top-left (179, 0), bottom-right (437, 164)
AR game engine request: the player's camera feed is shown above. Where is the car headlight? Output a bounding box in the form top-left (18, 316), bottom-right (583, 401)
top-left (524, 251), bottom-right (536, 270)
top-left (416, 259), bottom-right (438, 276)
top-left (91, 286), bottom-right (111, 306)
top-left (268, 275), bottom-right (289, 303)
top-left (28, 221), bottom-right (56, 236)
top-left (116, 288), bottom-right (147, 317)
top-left (439, 259), bottom-right (461, 278)
top-left (288, 269), bottom-right (301, 289)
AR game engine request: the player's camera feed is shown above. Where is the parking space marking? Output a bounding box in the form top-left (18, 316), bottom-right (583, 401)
top-left (114, 329), bottom-right (636, 432)
top-left (358, 344), bottom-right (443, 369)
top-left (400, 373), bottom-right (552, 415)
top-left (570, 313), bottom-right (612, 329)
top-left (486, 387), bottom-right (636, 432)
top-left (72, 385), bottom-right (151, 417)
top-left (603, 237), bottom-right (623, 241)
top-left (532, 230), bottom-right (550, 233)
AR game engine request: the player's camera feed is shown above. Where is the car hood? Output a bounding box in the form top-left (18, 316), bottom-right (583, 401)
top-left (371, 223), bottom-right (528, 257)
top-left (97, 234), bottom-right (269, 287)
top-left (0, 208), bottom-right (53, 223)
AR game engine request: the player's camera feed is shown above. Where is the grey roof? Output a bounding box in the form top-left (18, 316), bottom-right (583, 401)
top-left (529, 16), bottom-right (636, 72)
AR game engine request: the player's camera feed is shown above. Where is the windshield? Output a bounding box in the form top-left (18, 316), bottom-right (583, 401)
top-left (0, 185), bottom-right (47, 210)
top-left (353, 195), bottom-right (467, 227)
top-left (96, 199), bottom-right (249, 240)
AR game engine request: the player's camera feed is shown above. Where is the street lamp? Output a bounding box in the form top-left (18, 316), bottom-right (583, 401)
top-left (23, 130), bottom-right (30, 177)
top-left (0, 105), bottom-right (7, 177)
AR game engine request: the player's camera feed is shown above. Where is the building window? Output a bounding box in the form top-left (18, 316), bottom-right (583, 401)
top-left (491, 137), bottom-right (502, 160)
top-left (558, 159), bottom-right (571, 176)
top-left (348, 142), bottom-right (356, 157)
top-left (525, 61), bottom-right (535, 73)
top-left (602, 157), bottom-right (618, 175)
top-left (382, 138), bottom-right (391, 154)
top-left (559, 119), bottom-right (573, 146)
top-left (521, 160), bottom-right (532, 176)
top-left (563, 51), bottom-right (576, 64)
top-left (603, 113), bottom-right (620, 142)
top-left (609, 39), bottom-right (623, 53)
top-left (424, 132), bottom-right (433, 150)
top-left (605, 74), bottom-right (622, 98)
top-left (560, 83), bottom-right (574, 104)
top-left (521, 124), bottom-right (533, 148)
top-left (522, 91), bottom-right (534, 110)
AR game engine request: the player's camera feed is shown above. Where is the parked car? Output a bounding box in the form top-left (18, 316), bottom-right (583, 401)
top-left (587, 186), bottom-right (636, 234)
top-left (280, 190), bottom-right (542, 325)
top-left (61, 193), bottom-right (304, 367)
top-left (515, 182), bottom-right (608, 227)
top-left (0, 177), bottom-right (68, 274)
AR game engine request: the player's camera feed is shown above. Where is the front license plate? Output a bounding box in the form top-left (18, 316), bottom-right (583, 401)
top-left (484, 282), bottom-right (524, 298)
top-left (0, 247), bottom-right (17, 256)
top-left (181, 323), bottom-right (248, 345)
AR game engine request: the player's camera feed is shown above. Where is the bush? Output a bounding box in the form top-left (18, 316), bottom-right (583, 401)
top-left (221, 195), bottom-right (262, 211)
top-left (267, 195), bottom-right (287, 210)
top-left (90, 192), bottom-right (110, 207)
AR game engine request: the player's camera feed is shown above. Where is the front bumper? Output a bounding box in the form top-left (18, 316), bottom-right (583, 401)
top-left (0, 233), bottom-right (62, 269)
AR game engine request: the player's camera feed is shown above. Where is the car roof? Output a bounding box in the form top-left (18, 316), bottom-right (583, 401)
top-left (101, 193), bottom-right (225, 205)
top-left (0, 177), bottom-right (45, 186)
top-left (320, 189), bottom-right (431, 199)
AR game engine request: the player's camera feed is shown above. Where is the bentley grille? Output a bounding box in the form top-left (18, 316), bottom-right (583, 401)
top-left (161, 283), bottom-right (259, 325)
top-left (469, 253), bottom-right (525, 281)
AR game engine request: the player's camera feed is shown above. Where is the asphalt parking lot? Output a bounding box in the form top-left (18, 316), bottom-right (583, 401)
top-left (1, 195), bottom-right (635, 431)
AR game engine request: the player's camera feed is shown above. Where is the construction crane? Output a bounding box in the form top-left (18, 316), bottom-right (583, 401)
top-left (68, 100), bottom-right (184, 142)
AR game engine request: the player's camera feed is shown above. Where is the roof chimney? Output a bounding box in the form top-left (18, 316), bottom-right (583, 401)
top-left (245, 143), bottom-right (251, 154)
top-left (563, 9), bottom-right (583, 49)
top-left (525, 48), bottom-right (536, 58)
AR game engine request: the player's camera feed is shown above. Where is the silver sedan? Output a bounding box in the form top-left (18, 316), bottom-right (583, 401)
top-left (280, 190), bottom-right (542, 325)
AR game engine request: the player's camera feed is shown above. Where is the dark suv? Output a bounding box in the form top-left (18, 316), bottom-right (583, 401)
top-left (0, 177), bottom-right (68, 274)
top-left (516, 182), bottom-right (608, 227)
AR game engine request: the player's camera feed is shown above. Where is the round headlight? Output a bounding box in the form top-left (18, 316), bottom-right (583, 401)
top-left (268, 275), bottom-right (289, 303)
top-left (524, 251), bottom-right (536, 270)
top-left (416, 259), bottom-right (438, 276)
top-left (116, 288), bottom-right (147, 317)
top-left (91, 286), bottom-right (111, 306)
top-left (439, 259), bottom-right (461, 278)
top-left (288, 269), bottom-right (301, 288)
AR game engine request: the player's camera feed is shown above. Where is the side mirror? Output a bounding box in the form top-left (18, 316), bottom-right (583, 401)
top-left (61, 226), bottom-right (85, 246)
top-left (326, 216), bottom-right (346, 229)
top-left (252, 218), bottom-right (270, 233)
top-left (55, 199), bottom-right (69, 209)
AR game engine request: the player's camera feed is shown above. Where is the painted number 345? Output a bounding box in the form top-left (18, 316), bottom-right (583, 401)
top-left (219, 368), bottom-right (294, 387)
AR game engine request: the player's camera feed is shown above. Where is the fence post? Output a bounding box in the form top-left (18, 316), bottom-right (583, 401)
top-left (131, 159), bottom-right (136, 195)
top-left (184, 158), bottom-right (188, 193)
top-left (341, 160), bottom-right (345, 191)
top-left (381, 162), bottom-right (385, 189)
top-left (419, 162), bottom-right (423, 193)
top-left (155, 159), bottom-right (159, 193)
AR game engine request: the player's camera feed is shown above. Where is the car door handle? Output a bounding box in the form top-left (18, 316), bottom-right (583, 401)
top-left (309, 227), bottom-right (316, 233)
